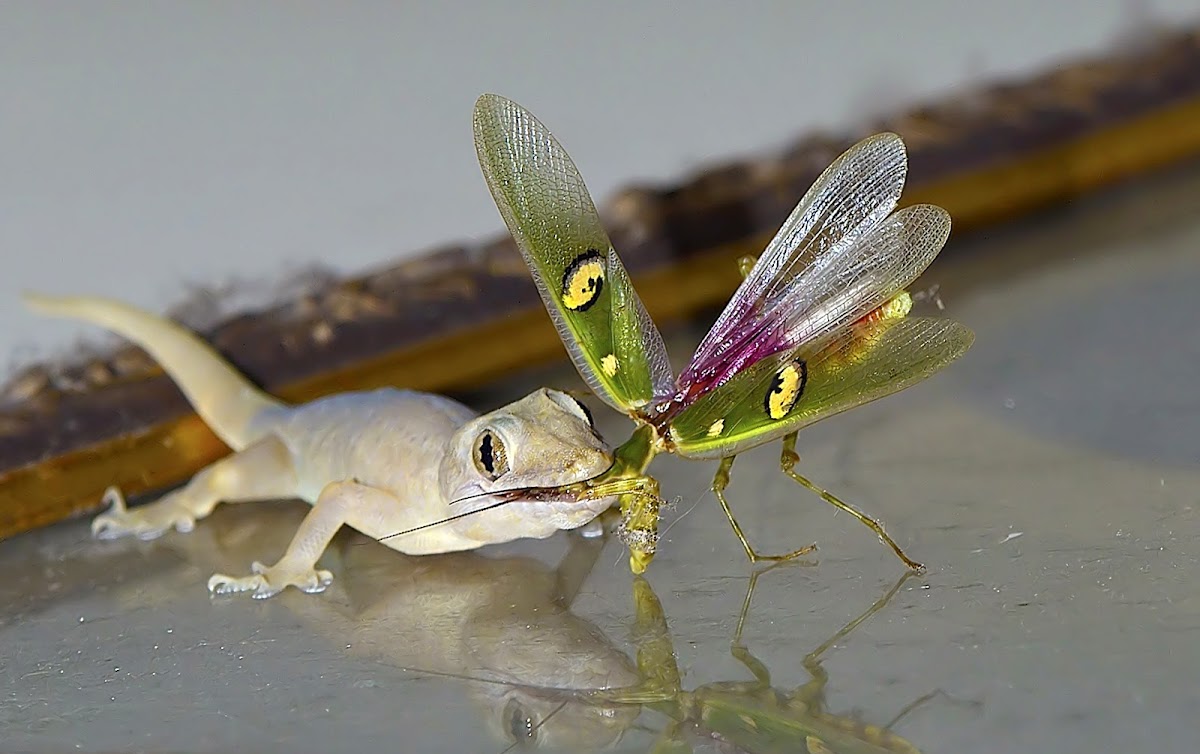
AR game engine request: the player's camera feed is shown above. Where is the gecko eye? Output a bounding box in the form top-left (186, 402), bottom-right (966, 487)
top-left (473, 430), bottom-right (509, 480)
top-left (547, 389), bottom-right (594, 429)
top-left (503, 698), bottom-right (538, 746)
top-left (568, 395), bottom-right (594, 428)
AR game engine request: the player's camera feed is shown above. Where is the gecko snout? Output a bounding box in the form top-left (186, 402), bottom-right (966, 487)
top-left (568, 447), bottom-right (612, 479)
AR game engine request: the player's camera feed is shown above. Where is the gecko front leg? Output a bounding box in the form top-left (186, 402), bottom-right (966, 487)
top-left (208, 479), bottom-right (407, 599)
top-left (93, 436), bottom-right (297, 540)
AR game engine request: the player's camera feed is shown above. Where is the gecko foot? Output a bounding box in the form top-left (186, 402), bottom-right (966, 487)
top-left (207, 561), bottom-right (334, 600)
top-left (91, 486), bottom-right (196, 541)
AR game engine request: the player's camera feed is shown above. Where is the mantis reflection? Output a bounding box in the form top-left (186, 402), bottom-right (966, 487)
top-left (582, 570), bottom-right (942, 754)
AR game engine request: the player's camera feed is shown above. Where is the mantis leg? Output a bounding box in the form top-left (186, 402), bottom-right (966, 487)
top-left (729, 565), bottom-right (782, 688)
top-left (646, 721), bottom-right (689, 754)
top-left (713, 455), bottom-right (817, 563)
top-left (779, 432), bottom-right (924, 571)
top-left (790, 572), bottom-right (915, 705)
top-left (883, 690), bottom-right (952, 729)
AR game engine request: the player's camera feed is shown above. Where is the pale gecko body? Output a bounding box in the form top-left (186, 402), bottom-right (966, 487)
top-left (25, 293), bottom-right (616, 598)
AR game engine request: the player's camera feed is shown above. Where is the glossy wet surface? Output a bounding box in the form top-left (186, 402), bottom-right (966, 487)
top-left (5, 163), bottom-right (1200, 753)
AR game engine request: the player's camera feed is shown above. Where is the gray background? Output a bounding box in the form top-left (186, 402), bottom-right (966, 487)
top-left (3, 1), bottom-right (1198, 363)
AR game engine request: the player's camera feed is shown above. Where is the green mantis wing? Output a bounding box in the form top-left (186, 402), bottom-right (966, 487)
top-left (667, 316), bottom-right (974, 459)
top-left (473, 93), bottom-right (674, 414)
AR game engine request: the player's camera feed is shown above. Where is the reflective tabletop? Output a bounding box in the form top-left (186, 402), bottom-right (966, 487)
top-left (4, 162), bottom-right (1200, 753)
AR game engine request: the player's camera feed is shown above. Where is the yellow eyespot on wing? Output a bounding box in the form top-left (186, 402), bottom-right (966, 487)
top-left (474, 94), bottom-right (675, 413)
top-left (561, 249), bottom-right (606, 311)
top-left (706, 418), bottom-right (724, 437)
top-left (764, 361), bottom-right (807, 420)
top-left (601, 353), bottom-right (619, 376)
top-left (669, 317), bottom-right (974, 461)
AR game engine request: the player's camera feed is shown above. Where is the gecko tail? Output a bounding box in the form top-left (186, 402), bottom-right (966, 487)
top-left (24, 291), bottom-right (285, 450)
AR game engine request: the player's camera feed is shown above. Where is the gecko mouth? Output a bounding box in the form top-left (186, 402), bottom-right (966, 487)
top-left (452, 453), bottom-right (624, 512)
top-left (377, 461), bottom-right (632, 545)
top-left (452, 480), bottom-right (611, 515)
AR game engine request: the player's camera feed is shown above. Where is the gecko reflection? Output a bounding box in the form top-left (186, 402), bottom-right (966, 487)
top-left (284, 533), bottom-right (640, 751)
top-left (288, 539), bottom-right (940, 752)
top-left (103, 504), bottom-right (946, 752)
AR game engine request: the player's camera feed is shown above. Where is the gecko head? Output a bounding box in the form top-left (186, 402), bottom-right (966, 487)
top-left (474, 672), bottom-right (637, 751)
top-left (466, 589), bottom-right (640, 750)
top-left (439, 388), bottom-right (616, 542)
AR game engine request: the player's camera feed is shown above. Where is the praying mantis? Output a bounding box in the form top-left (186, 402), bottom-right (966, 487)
top-left (460, 93), bottom-right (974, 575)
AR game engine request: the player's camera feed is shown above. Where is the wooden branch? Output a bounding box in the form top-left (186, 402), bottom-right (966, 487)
top-left (3, 27), bottom-right (1199, 538)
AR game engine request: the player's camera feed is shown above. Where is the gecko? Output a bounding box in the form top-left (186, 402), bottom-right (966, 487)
top-left (24, 293), bottom-right (618, 598)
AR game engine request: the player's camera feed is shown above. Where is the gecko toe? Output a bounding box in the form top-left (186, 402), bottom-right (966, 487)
top-left (91, 514), bottom-right (164, 540)
top-left (91, 499), bottom-right (195, 541)
top-left (306, 570), bottom-right (335, 593)
top-left (207, 572), bottom-right (262, 595)
top-left (208, 563), bottom-right (334, 599)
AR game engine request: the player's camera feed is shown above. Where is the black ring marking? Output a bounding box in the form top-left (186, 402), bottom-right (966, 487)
top-left (763, 359), bottom-right (808, 420)
top-left (560, 249), bottom-right (605, 312)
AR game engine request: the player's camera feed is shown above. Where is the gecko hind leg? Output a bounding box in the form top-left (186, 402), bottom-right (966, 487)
top-left (208, 479), bottom-right (406, 599)
top-left (92, 435), bottom-right (297, 541)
